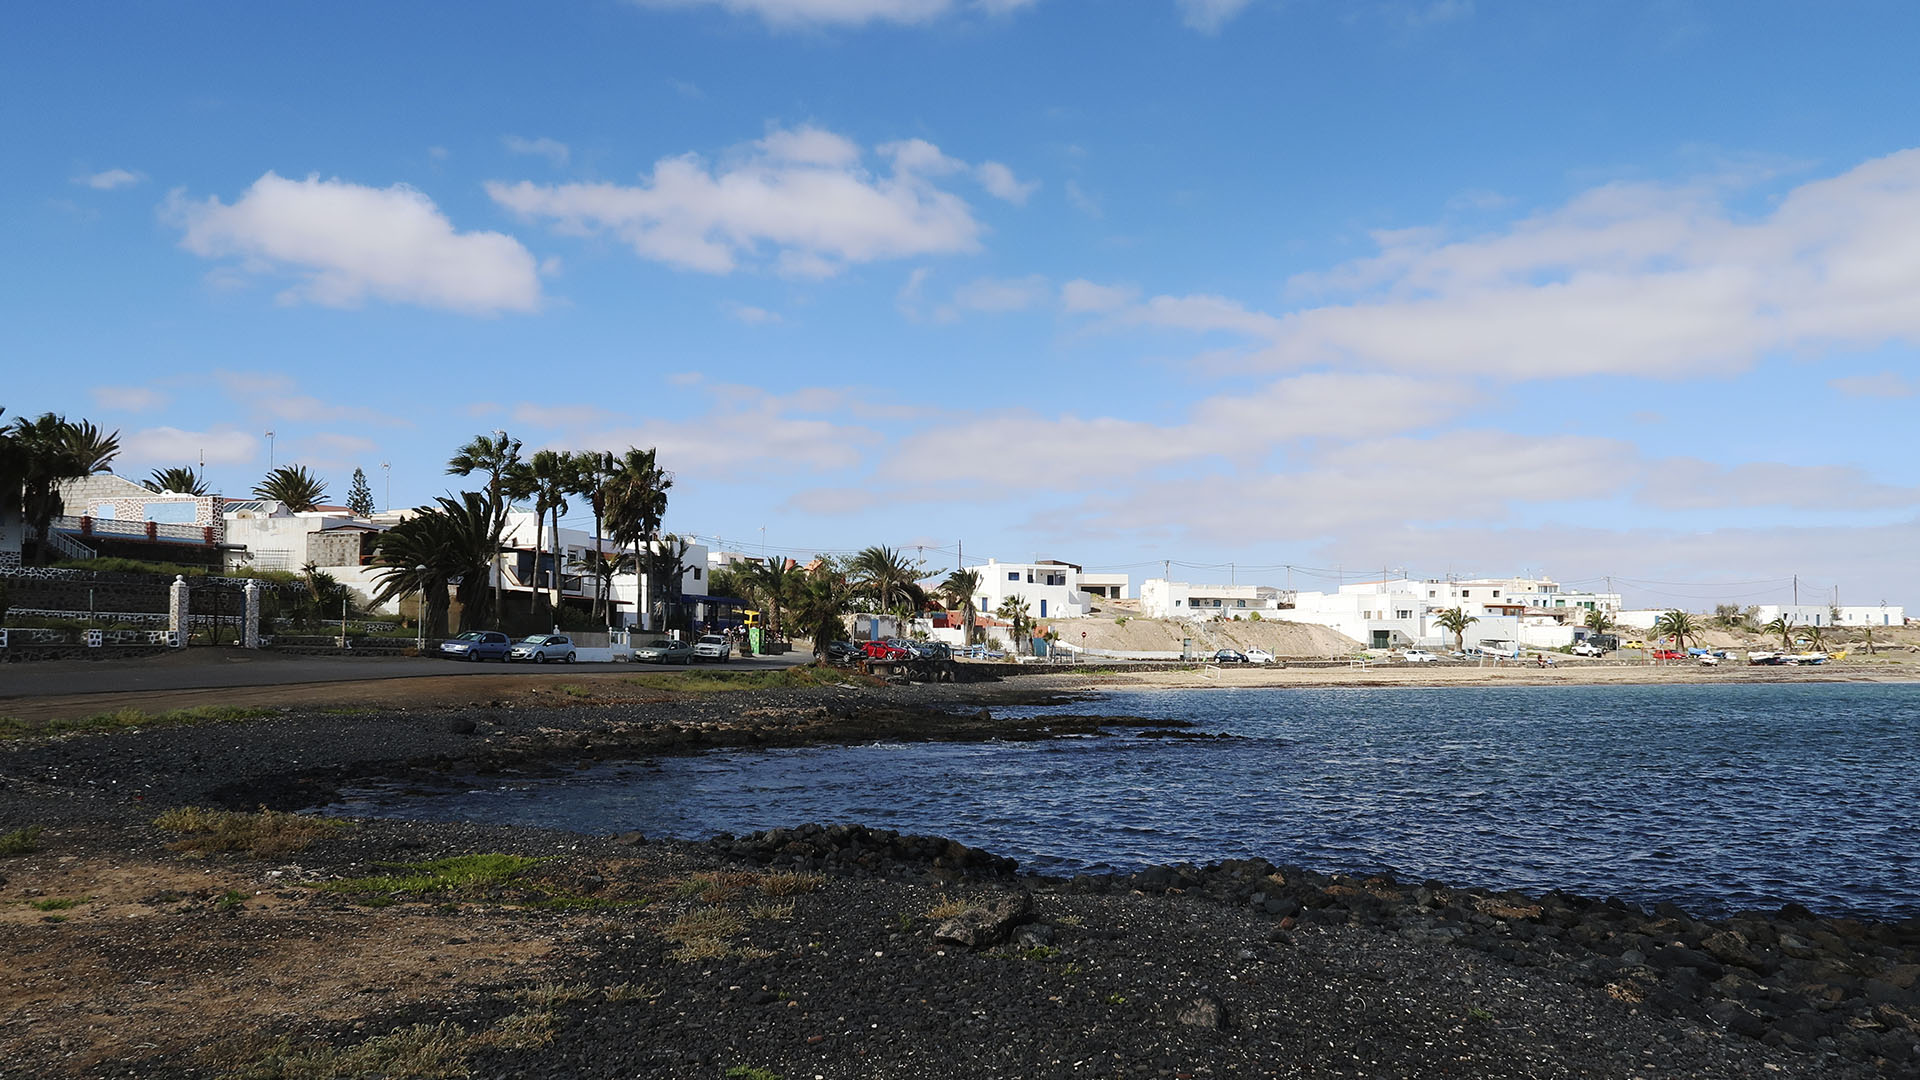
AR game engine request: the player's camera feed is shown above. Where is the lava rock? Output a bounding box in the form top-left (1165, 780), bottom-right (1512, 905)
top-left (933, 889), bottom-right (1033, 948)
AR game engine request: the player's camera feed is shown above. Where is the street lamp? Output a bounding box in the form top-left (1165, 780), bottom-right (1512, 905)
top-left (415, 564), bottom-right (428, 654)
top-left (380, 461), bottom-right (390, 513)
top-left (265, 431), bottom-right (275, 470)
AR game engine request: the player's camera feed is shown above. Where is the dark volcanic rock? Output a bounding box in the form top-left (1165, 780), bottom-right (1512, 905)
top-left (933, 889), bottom-right (1033, 948)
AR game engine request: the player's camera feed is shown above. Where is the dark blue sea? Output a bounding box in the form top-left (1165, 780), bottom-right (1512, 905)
top-left (322, 683), bottom-right (1920, 919)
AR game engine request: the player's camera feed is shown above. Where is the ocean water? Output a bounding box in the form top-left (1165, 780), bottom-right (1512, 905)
top-left (322, 682), bottom-right (1920, 918)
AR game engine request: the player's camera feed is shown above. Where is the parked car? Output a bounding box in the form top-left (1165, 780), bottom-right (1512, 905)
top-left (1652, 649), bottom-right (1687, 661)
top-left (863, 639), bottom-right (914, 661)
top-left (1400, 648), bottom-right (1439, 663)
top-left (1570, 641), bottom-right (1606, 657)
top-left (691, 634), bottom-right (733, 663)
top-left (907, 640), bottom-right (953, 661)
top-left (824, 640), bottom-right (865, 664)
top-left (1697, 653), bottom-right (1722, 666)
top-left (438, 630), bottom-right (511, 662)
top-left (1244, 648), bottom-right (1275, 664)
top-left (1212, 649), bottom-right (1247, 664)
top-left (632, 637), bottom-right (693, 664)
top-left (508, 634), bottom-right (576, 664)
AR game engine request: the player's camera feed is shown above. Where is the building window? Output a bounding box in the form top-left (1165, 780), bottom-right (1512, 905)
top-left (693, 568), bottom-right (702, 581)
top-left (1492, 590), bottom-right (1501, 598)
top-left (1174, 599), bottom-right (1183, 607)
top-left (1008, 572), bottom-right (1019, 581)
top-left (1461, 590), bottom-right (1470, 597)
top-left (1397, 610), bottom-right (1412, 619)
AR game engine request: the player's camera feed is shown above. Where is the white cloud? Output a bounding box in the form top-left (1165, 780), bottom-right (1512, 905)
top-left (514, 403), bottom-right (618, 428)
top-left (1064, 179), bottom-right (1101, 218)
top-left (1060, 279), bottom-right (1139, 312)
top-left (1639, 460), bottom-right (1920, 511)
top-left (168, 172), bottom-right (543, 315)
top-left (119, 426), bottom-right (256, 468)
top-left (636, 0), bottom-right (1035, 26)
top-left (77, 168), bottom-right (144, 190)
top-left (90, 385), bottom-right (170, 412)
top-left (1083, 148), bottom-right (1920, 381)
top-left (1829, 371), bottom-right (1916, 398)
top-left (214, 372), bottom-right (410, 427)
top-left (950, 274), bottom-right (1050, 313)
top-left (724, 301), bottom-right (784, 324)
top-left (1176, 0), bottom-right (1252, 33)
top-left (976, 161), bottom-right (1039, 204)
top-left (503, 135), bottom-right (571, 166)
top-left (488, 126), bottom-right (984, 276)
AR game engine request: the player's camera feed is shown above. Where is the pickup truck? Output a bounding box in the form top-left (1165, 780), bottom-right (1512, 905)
top-left (1571, 642), bottom-right (1606, 657)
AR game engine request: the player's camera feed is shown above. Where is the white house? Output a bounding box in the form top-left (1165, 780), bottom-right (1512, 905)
top-left (1079, 572), bottom-right (1129, 600)
top-left (1279, 576), bottom-right (1613, 651)
top-left (496, 511), bottom-right (710, 629)
top-left (1836, 605), bottom-right (1906, 627)
top-left (1752, 604), bottom-right (1903, 629)
top-left (1141, 578), bottom-right (1290, 621)
top-left (966, 559), bottom-right (1092, 621)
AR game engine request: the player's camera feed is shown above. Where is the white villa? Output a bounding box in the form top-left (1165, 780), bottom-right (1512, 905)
top-left (965, 559), bottom-right (1095, 620)
top-left (1284, 577), bottom-right (1624, 651)
top-left (1140, 579), bottom-right (1290, 620)
top-left (1753, 603), bottom-right (1906, 629)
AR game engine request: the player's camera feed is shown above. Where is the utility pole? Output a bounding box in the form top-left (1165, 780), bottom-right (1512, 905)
top-left (1793, 574), bottom-right (1798, 606)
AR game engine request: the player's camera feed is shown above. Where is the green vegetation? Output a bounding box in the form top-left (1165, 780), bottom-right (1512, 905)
top-left (1435, 607), bottom-right (1478, 652)
top-left (1017, 945), bottom-right (1061, 961)
top-left (227, 1022), bottom-right (472, 1080)
top-left (316, 854), bottom-right (545, 903)
top-left (601, 981), bottom-right (661, 1003)
top-left (1, 705), bottom-right (279, 742)
top-left (1653, 609), bottom-right (1698, 651)
top-left (28, 896), bottom-right (86, 911)
top-left (725, 1067), bottom-right (785, 1080)
top-left (50, 556), bottom-right (299, 583)
top-left (154, 807), bottom-right (347, 856)
top-left (556, 683), bottom-right (592, 698)
top-left (0, 824), bottom-right (46, 856)
top-left (1105, 992), bottom-right (1127, 1006)
top-left (1467, 1006), bottom-right (1495, 1023)
top-left (217, 889), bottom-right (249, 912)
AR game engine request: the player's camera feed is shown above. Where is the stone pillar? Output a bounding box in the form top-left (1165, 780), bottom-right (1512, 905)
top-left (243, 579), bottom-right (262, 650)
top-left (168, 575), bottom-right (190, 648)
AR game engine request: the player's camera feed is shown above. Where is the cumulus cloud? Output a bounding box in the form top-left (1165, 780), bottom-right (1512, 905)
top-left (167, 172), bottom-right (543, 315)
top-left (975, 161), bottom-right (1039, 204)
top-left (76, 168), bottom-right (143, 190)
top-left (119, 426), bottom-right (256, 467)
top-left (1072, 148), bottom-right (1920, 381)
top-left (1060, 279), bottom-right (1138, 312)
top-left (214, 372), bottom-right (410, 427)
top-left (724, 301), bottom-right (784, 324)
top-left (949, 274), bottom-right (1050, 314)
top-left (1176, 0), bottom-right (1252, 33)
top-left (488, 126), bottom-right (984, 276)
top-left (1829, 371), bottom-right (1916, 398)
top-left (1638, 460), bottom-right (1920, 511)
top-left (90, 385), bottom-right (169, 412)
top-left (503, 135), bottom-right (570, 166)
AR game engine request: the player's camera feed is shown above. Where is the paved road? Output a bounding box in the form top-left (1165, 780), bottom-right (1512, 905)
top-left (0, 647), bottom-right (813, 700)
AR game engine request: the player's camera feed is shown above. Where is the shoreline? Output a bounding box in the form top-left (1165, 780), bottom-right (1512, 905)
top-left (2, 681), bottom-right (1916, 1077)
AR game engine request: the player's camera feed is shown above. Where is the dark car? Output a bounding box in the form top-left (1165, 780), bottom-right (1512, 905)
top-left (824, 640), bottom-right (865, 664)
top-left (439, 630), bottom-right (511, 662)
top-left (1213, 649), bottom-right (1247, 664)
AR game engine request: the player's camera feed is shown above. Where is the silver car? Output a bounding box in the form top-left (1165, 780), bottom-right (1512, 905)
top-left (508, 634), bottom-right (576, 664)
top-left (692, 634), bottom-right (733, 663)
top-left (631, 637), bottom-right (693, 665)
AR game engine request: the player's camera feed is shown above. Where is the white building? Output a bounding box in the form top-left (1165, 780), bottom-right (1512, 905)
top-left (1836, 605), bottom-right (1906, 627)
top-left (1141, 578), bottom-right (1290, 621)
top-left (966, 559), bottom-right (1092, 621)
top-left (1752, 604), bottom-right (1905, 629)
top-left (495, 512), bottom-right (709, 628)
top-left (1281, 576), bottom-right (1620, 651)
top-left (1079, 572), bottom-right (1129, 600)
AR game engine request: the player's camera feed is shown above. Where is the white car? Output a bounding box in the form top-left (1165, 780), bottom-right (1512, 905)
top-left (1571, 642), bottom-right (1605, 657)
top-left (1244, 648), bottom-right (1275, 664)
top-left (691, 634), bottom-right (733, 663)
top-left (1401, 649), bottom-right (1439, 663)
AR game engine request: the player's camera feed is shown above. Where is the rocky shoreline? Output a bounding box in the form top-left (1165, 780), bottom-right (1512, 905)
top-left (1, 682), bottom-right (1915, 1078)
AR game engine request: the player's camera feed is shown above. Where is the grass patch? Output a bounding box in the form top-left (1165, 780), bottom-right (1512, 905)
top-left (154, 807), bottom-right (346, 857)
top-left (2, 705), bottom-right (279, 742)
top-left (229, 1022), bottom-right (470, 1080)
top-left (602, 981), bottom-right (661, 1003)
top-left (467, 1009), bottom-right (556, 1051)
top-left (759, 871), bottom-right (825, 897)
top-left (513, 982), bottom-right (593, 1009)
top-left (663, 906), bottom-right (766, 963)
top-left (29, 896), bottom-right (86, 911)
top-left (669, 870), bottom-right (763, 904)
top-left (924, 894), bottom-right (974, 920)
top-left (556, 683), bottom-right (592, 698)
top-left (749, 899), bottom-right (795, 922)
top-left (1017, 945), bottom-right (1061, 961)
top-left (0, 825), bottom-right (45, 856)
top-left (315, 854), bottom-right (544, 904)
top-left (725, 1067), bottom-right (784, 1080)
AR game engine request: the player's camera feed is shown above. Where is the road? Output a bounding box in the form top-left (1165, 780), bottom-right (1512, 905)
top-left (0, 646), bottom-right (813, 702)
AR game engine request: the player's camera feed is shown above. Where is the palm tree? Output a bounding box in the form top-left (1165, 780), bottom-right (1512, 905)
top-left (1434, 606), bottom-right (1478, 652)
top-left (1583, 608), bottom-right (1614, 636)
top-left (942, 568), bottom-right (982, 645)
top-left (568, 548), bottom-right (636, 616)
top-left (447, 432), bottom-right (524, 631)
top-left (8, 412), bottom-right (119, 564)
top-left (603, 447), bottom-right (673, 626)
top-left (790, 563), bottom-right (853, 659)
top-left (1762, 614), bottom-right (1795, 651)
top-left (1801, 623), bottom-right (1827, 652)
top-left (851, 545), bottom-right (922, 615)
top-left (507, 449), bottom-right (572, 620)
top-left (370, 492), bottom-right (499, 636)
top-left (1653, 610), bottom-right (1697, 653)
top-left (254, 465), bottom-right (327, 511)
top-left (566, 450), bottom-right (616, 620)
top-left (147, 466), bottom-right (210, 496)
top-left (640, 534), bottom-right (696, 632)
top-left (743, 558), bottom-right (797, 641)
top-left (995, 595), bottom-right (1032, 655)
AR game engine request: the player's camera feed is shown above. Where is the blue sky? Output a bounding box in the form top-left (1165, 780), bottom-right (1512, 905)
top-left (6, 0), bottom-right (1919, 608)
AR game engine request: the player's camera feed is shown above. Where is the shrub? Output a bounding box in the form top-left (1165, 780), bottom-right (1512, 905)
top-left (154, 807), bottom-right (346, 856)
top-left (0, 824), bottom-right (46, 856)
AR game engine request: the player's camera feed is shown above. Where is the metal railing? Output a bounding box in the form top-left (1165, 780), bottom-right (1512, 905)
top-left (32, 528), bottom-right (96, 561)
